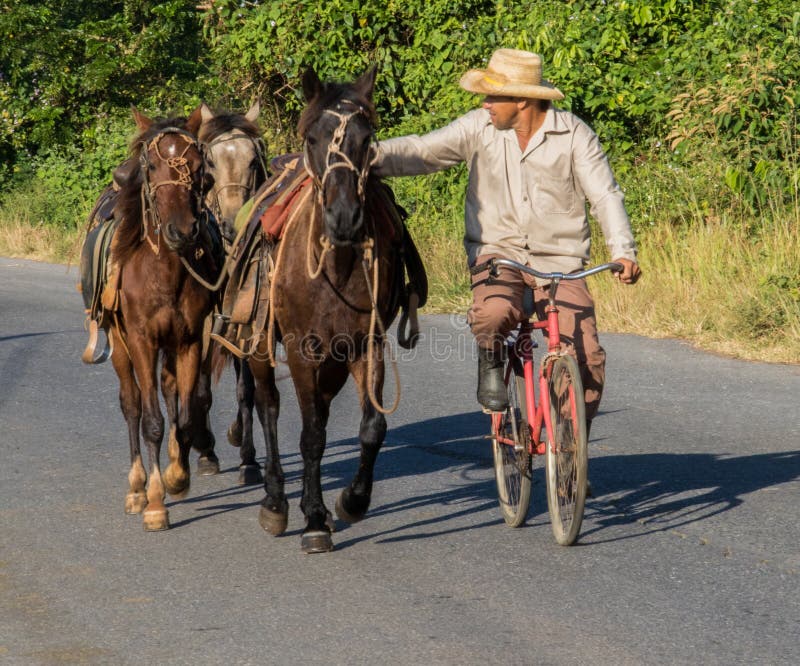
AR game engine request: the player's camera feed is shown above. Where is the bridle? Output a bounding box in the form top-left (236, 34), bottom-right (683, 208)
top-left (304, 100), bottom-right (377, 207)
top-left (204, 131), bottom-right (267, 238)
top-left (138, 127), bottom-right (207, 254)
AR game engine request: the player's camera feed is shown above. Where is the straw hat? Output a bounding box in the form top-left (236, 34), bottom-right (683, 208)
top-left (459, 49), bottom-right (564, 100)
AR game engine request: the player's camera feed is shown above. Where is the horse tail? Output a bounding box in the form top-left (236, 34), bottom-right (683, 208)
top-left (210, 338), bottom-right (232, 385)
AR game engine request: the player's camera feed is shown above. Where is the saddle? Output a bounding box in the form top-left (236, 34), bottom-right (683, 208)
top-left (210, 155), bottom-right (309, 358)
top-left (79, 177), bottom-right (225, 364)
top-left (79, 184), bottom-right (122, 363)
top-left (211, 154), bottom-right (428, 358)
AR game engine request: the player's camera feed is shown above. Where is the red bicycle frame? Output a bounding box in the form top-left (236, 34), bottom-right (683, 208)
top-left (490, 292), bottom-right (565, 457)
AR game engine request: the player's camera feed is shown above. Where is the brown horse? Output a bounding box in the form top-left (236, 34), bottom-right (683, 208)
top-left (198, 102), bottom-right (268, 480)
top-left (248, 65), bottom-right (406, 552)
top-left (97, 107), bottom-right (224, 530)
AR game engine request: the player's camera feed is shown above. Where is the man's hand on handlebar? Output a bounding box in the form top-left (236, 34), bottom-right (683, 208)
top-left (612, 258), bottom-right (641, 285)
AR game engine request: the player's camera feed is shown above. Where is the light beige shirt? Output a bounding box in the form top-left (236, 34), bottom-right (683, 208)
top-left (375, 107), bottom-right (637, 274)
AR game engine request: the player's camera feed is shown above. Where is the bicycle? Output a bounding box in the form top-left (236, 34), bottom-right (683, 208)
top-left (470, 258), bottom-right (623, 545)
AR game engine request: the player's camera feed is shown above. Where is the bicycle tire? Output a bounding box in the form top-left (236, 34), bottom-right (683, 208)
top-left (492, 364), bottom-right (532, 527)
top-left (545, 354), bottom-right (588, 545)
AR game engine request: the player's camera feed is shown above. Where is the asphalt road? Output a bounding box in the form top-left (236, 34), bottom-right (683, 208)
top-left (1, 256), bottom-right (799, 665)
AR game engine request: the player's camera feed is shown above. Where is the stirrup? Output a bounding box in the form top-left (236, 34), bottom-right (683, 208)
top-left (81, 318), bottom-right (113, 364)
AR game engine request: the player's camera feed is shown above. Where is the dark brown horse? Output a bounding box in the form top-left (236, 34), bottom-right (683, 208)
top-left (198, 102), bottom-right (268, 480)
top-left (247, 65), bottom-right (405, 552)
top-left (96, 107), bottom-right (223, 530)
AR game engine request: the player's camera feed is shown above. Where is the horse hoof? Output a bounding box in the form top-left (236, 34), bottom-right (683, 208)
top-left (259, 501), bottom-right (288, 536)
top-left (238, 464), bottom-right (263, 485)
top-left (164, 465), bottom-right (191, 498)
top-left (301, 530), bottom-right (334, 554)
top-left (125, 492), bottom-right (147, 514)
top-left (196, 455), bottom-right (220, 476)
top-left (335, 491), bottom-right (367, 524)
top-left (227, 422), bottom-right (242, 448)
top-left (143, 509), bottom-right (170, 531)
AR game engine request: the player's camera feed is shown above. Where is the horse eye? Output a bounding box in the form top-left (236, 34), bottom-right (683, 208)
top-left (307, 135), bottom-right (317, 146)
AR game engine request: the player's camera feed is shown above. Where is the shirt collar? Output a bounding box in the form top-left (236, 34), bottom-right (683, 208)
top-left (521, 106), bottom-right (567, 158)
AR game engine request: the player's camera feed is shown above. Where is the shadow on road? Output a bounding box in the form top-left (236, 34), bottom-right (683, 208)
top-left (168, 410), bottom-right (800, 548)
top-left (583, 449), bottom-right (800, 542)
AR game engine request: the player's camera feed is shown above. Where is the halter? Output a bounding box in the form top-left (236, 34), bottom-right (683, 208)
top-left (138, 127), bottom-right (205, 254)
top-left (204, 131), bottom-right (267, 234)
top-left (304, 100), bottom-right (377, 205)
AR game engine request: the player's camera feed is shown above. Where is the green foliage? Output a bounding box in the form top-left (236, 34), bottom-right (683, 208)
top-left (2, 0), bottom-right (798, 235)
top-left (2, 112), bottom-right (132, 229)
top-left (0, 0), bottom-right (212, 176)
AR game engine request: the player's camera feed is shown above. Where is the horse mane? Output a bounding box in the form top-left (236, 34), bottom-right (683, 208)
top-left (113, 115), bottom-right (193, 266)
top-left (198, 112), bottom-right (261, 144)
top-left (297, 81), bottom-right (377, 139)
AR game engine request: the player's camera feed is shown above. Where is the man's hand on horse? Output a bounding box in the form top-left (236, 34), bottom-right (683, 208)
top-left (612, 258), bottom-right (641, 285)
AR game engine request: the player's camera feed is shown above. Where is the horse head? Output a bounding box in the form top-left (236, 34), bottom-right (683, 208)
top-left (130, 106), bottom-right (208, 255)
top-left (199, 102), bottom-right (266, 243)
top-left (299, 65), bottom-right (378, 246)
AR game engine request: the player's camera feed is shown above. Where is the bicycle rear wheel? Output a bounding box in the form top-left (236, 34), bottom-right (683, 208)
top-left (545, 354), bottom-right (588, 545)
top-left (492, 365), bottom-right (532, 527)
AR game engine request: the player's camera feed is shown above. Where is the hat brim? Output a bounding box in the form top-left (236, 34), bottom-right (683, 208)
top-left (459, 69), bottom-right (565, 100)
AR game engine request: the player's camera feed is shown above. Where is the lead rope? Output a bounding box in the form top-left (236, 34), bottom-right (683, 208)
top-left (306, 200), bottom-right (334, 279)
top-left (360, 238), bottom-right (401, 415)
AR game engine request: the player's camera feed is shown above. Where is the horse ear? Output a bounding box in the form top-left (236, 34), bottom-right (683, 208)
top-left (200, 102), bottom-right (215, 125)
top-left (245, 100), bottom-right (260, 123)
top-left (302, 67), bottom-right (323, 101)
top-left (355, 64), bottom-right (378, 99)
top-left (186, 105), bottom-right (203, 135)
top-left (131, 106), bottom-right (152, 131)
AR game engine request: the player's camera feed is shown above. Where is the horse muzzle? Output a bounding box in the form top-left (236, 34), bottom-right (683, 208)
top-left (162, 220), bottom-right (200, 254)
top-left (324, 203), bottom-right (364, 247)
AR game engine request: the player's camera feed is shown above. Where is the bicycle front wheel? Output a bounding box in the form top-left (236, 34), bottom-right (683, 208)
top-left (492, 366), bottom-right (532, 527)
top-left (545, 354), bottom-right (588, 545)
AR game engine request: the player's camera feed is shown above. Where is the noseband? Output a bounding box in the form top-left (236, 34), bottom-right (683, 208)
top-left (139, 127), bottom-right (206, 254)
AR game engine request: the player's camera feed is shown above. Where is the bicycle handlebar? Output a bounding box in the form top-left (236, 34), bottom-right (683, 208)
top-left (470, 258), bottom-right (624, 281)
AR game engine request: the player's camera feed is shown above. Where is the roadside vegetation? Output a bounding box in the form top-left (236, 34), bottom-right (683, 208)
top-left (2, 1), bottom-right (798, 363)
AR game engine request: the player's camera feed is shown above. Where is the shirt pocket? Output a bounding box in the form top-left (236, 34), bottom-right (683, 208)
top-left (533, 174), bottom-right (576, 215)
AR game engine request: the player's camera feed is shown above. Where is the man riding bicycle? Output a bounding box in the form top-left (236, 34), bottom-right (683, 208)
top-left (374, 48), bottom-right (641, 435)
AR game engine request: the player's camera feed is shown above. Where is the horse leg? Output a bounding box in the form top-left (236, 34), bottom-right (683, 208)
top-left (164, 343), bottom-right (204, 499)
top-left (249, 357), bottom-right (284, 532)
top-left (110, 341), bottom-right (147, 514)
top-left (160, 356), bottom-right (191, 499)
top-left (227, 357), bottom-right (254, 448)
top-left (297, 360), bottom-right (348, 553)
top-left (335, 358), bottom-right (387, 523)
top-left (192, 353), bottom-right (220, 476)
top-left (129, 341), bottom-right (169, 531)
top-left (234, 359), bottom-right (260, 485)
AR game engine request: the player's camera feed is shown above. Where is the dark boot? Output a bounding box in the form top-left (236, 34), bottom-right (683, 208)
top-left (477, 346), bottom-right (508, 412)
